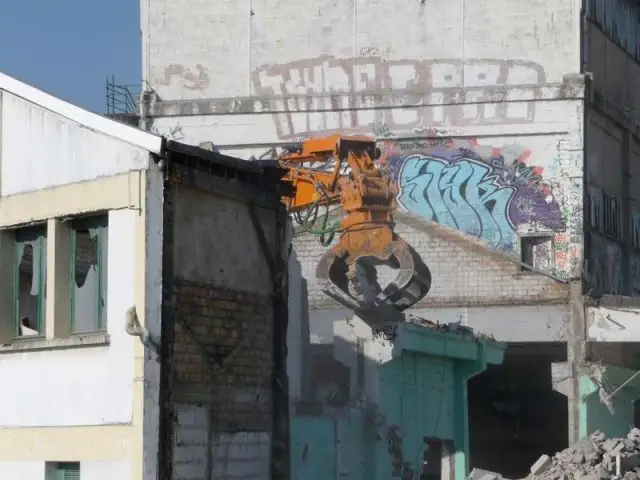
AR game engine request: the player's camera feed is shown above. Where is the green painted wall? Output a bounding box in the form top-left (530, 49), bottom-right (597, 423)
top-left (291, 417), bottom-right (337, 480)
top-left (579, 365), bottom-right (640, 439)
top-left (377, 354), bottom-right (455, 478)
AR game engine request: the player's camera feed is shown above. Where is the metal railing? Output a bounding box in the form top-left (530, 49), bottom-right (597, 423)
top-left (105, 75), bottom-right (139, 115)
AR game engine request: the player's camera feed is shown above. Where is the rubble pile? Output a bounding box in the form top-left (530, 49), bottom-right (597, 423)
top-left (468, 428), bottom-right (640, 480)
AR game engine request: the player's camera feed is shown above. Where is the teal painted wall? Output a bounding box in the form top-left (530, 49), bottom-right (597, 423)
top-left (579, 365), bottom-right (640, 439)
top-left (289, 326), bottom-right (504, 480)
top-left (377, 353), bottom-right (455, 478)
top-left (290, 352), bottom-right (479, 480)
top-left (291, 417), bottom-right (337, 480)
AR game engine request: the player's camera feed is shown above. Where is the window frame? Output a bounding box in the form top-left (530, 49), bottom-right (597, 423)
top-left (55, 461), bottom-right (80, 480)
top-left (70, 215), bottom-right (108, 333)
top-left (13, 226), bottom-right (47, 337)
top-left (519, 234), bottom-right (553, 272)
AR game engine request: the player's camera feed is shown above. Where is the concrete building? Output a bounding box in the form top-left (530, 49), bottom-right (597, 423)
top-left (0, 72), bottom-right (290, 480)
top-left (138, 0), bottom-right (640, 477)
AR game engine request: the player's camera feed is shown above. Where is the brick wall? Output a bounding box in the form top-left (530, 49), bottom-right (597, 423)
top-left (171, 280), bottom-right (273, 429)
top-left (170, 280), bottom-right (273, 479)
top-left (295, 217), bottom-right (569, 312)
top-left (159, 159), bottom-right (289, 480)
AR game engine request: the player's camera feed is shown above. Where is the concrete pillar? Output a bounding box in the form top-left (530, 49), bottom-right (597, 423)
top-left (566, 279), bottom-right (587, 444)
top-left (0, 230), bottom-right (15, 343)
top-left (45, 218), bottom-right (71, 340)
top-left (622, 129), bottom-right (632, 294)
top-left (441, 440), bottom-right (455, 480)
top-left (453, 357), bottom-right (489, 480)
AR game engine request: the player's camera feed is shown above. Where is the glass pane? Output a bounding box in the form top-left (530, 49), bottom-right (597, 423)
top-left (16, 235), bottom-right (46, 336)
top-left (73, 227), bottom-right (100, 332)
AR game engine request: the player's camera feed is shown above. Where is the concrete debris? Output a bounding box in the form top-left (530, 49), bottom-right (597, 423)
top-left (530, 455), bottom-right (552, 475)
top-left (407, 315), bottom-right (495, 340)
top-left (467, 428), bottom-right (640, 480)
top-left (467, 468), bottom-right (506, 480)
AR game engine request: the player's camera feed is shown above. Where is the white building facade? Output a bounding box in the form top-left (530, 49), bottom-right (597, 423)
top-left (0, 73), bottom-right (162, 480)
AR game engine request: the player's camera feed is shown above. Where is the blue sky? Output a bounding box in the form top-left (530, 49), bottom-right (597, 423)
top-left (0, 0), bottom-right (141, 113)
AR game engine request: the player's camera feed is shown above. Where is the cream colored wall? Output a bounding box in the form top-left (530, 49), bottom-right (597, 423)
top-left (0, 171), bottom-right (149, 480)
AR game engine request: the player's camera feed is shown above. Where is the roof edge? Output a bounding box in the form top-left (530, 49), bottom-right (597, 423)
top-left (0, 72), bottom-right (162, 154)
top-left (394, 210), bottom-right (569, 284)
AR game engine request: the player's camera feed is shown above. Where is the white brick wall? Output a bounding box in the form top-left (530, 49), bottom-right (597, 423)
top-left (296, 214), bottom-right (568, 311)
top-left (173, 404), bottom-right (271, 480)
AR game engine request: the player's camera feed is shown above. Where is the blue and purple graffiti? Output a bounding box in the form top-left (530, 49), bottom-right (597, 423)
top-left (383, 141), bottom-right (564, 250)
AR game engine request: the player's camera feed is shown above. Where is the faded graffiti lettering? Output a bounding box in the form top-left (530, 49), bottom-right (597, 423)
top-left (157, 64), bottom-right (210, 92)
top-left (383, 140), bottom-right (563, 250)
top-left (252, 56), bottom-right (546, 139)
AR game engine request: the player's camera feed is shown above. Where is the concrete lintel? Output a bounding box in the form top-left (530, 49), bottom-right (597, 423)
top-left (0, 171), bottom-right (143, 228)
top-left (143, 82), bottom-right (583, 118)
top-left (397, 323), bottom-right (505, 365)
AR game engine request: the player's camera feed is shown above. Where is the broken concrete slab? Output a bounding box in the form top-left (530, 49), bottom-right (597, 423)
top-left (530, 455), bottom-right (552, 475)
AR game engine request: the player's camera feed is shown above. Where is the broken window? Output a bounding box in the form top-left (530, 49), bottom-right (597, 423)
top-left (520, 236), bottom-right (553, 272)
top-left (15, 226), bottom-right (47, 337)
top-left (71, 216), bottom-right (108, 333)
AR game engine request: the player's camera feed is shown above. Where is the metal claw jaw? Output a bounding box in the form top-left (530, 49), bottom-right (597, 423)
top-left (315, 236), bottom-right (431, 322)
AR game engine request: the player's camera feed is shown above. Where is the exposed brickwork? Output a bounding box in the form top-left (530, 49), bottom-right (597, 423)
top-left (294, 219), bottom-right (569, 311)
top-left (172, 404), bottom-right (272, 480)
top-left (160, 159), bottom-right (289, 480)
top-left (171, 279), bottom-right (273, 431)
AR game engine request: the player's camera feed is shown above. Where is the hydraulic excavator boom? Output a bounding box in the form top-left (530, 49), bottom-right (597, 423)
top-left (277, 134), bottom-right (431, 317)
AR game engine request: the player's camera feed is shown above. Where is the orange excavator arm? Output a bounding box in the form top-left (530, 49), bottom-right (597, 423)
top-left (277, 134), bottom-right (431, 318)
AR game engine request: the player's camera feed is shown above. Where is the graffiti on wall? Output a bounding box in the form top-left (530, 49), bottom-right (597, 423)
top-left (158, 64), bottom-right (211, 92)
top-left (381, 138), bottom-right (564, 250)
top-left (252, 56), bottom-right (546, 139)
top-left (150, 122), bottom-right (185, 141)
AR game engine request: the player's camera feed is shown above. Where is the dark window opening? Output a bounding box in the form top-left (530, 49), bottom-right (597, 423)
top-left (520, 236), bottom-right (552, 272)
top-left (15, 226), bottom-right (47, 337)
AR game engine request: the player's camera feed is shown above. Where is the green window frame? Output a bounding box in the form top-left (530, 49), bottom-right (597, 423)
top-left (70, 215), bottom-right (108, 333)
top-left (14, 226), bottom-right (47, 337)
top-left (55, 462), bottom-right (80, 480)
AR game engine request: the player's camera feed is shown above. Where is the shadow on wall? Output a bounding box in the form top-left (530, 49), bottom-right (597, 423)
top-left (286, 252), bottom-right (504, 479)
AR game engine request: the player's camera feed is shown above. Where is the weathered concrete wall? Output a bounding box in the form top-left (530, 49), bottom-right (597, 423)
top-left (142, 0), bottom-right (580, 107)
top-left (143, 0), bottom-right (585, 272)
top-left (0, 91), bottom-right (153, 196)
top-left (143, 0), bottom-right (586, 346)
top-left (160, 161), bottom-right (287, 480)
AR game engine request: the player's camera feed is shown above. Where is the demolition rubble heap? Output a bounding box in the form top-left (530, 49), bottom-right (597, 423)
top-left (469, 428), bottom-right (640, 480)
